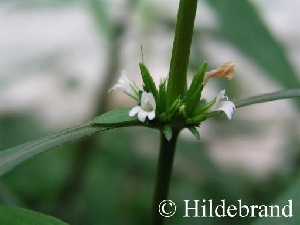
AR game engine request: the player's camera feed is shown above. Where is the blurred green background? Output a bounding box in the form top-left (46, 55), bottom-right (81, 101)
top-left (1, 0), bottom-right (300, 224)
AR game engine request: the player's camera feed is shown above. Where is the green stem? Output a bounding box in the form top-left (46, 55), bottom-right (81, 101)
top-left (234, 89), bottom-right (300, 108)
top-left (152, 130), bottom-right (179, 225)
top-left (152, 1), bottom-right (198, 223)
top-left (166, 0), bottom-right (198, 108)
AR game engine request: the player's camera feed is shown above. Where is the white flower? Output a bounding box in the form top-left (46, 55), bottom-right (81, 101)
top-left (207, 90), bottom-right (235, 119)
top-left (108, 70), bottom-right (139, 100)
top-left (129, 92), bottom-right (156, 122)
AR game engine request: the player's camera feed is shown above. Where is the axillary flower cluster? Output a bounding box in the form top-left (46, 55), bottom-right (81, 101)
top-left (109, 61), bottom-right (235, 139)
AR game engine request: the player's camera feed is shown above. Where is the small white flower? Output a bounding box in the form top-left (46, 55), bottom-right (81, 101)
top-left (207, 90), bottom-right (235, 119)
top-left (108, 70), bottom-right (139, 100)
top-left (129, 92), bottom-right (156, 122)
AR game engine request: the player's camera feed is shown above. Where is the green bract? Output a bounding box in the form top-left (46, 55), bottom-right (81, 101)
top-left (188, 127), bottom-right (200, 140)
top-left (184, 62), bottom-right (207, 116)
top-left (139, 63), bottom-right (161, 112)
top-left (158, 78), bottom-right (167, 113)
top-left (162, 125), bottom-right (173, 141)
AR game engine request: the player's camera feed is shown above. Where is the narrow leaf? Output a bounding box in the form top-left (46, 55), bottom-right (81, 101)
top-left (184, 62), bottom-right (207, 116)
top-left (185, 89), bottom-right (202, 116)
top-left (139, 63), bottom-right (160, 109)
top-left (0, 123), bottom-right (109, 176)
top-left (234, 89), bottom-right (300, 109)
top-left (158, 79), bottom-right (167, 113)
top-left (92, 107), bottom-right (139, 125)
top-left (185, 62), bottom-right (207, 102)
top-left (162, 125), bottom-right (173, 141)
top-left (166, 99), bottom-right (182, 115)
top-left (196, 61), bottom-right (208, 79)
top-left (188, 127), bottom-right (200, 140)
top-left (0, 205), bottom-right (68, 225)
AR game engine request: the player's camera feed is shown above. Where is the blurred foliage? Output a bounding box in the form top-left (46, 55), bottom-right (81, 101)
top-left (0, 204), bottom-right (68, 225)
top-left (1, 0), bottom-right (300, 224)
top-left (207, 0), bottom-right (300, 89)
top-left (0, 115), bottom-right (44, 151)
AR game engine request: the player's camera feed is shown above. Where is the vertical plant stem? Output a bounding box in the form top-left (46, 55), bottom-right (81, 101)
top-left (166, 0), bottom-right (198, 108)
top-left (152, 0), bottom-right (198, 224)
top-left (152, 130), bottom-right (179, 225)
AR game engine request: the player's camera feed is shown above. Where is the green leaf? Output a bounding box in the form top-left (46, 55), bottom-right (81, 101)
top-left (0, 123), bottom-right (109, 176)
top-left (0, 205), bottom-right (68, 225)
top-left (162, 125), bottom-right (173, 141)
top-left (186, 114), bottom-right (207, 125)
top-left (166, 99), bottom-right (182, 116)
top-left (188, 127), bottom-right (200, 140)
top-left (158, 79), bottom-right (167, 113)
top-left (92, 107), bottom-right (139, 125)
top-left (185, 63), bottom-right (207, 101)
top-left (234, 89), bottom-right (300, 109)
top-left (139, 63), bottom-right (160, 111)
top-left (192, 100), bottom-right (212, 117)
top-left (184, 62), bottom-right (207, 116)
top-left (252, 180), bottom-right (300, 225)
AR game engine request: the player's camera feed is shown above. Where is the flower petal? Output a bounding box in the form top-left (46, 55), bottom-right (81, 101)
top-left (148, 93), bottom-right (156, 109)
top-left (108, 71), bottom-right (139, 100)
top-left (129, 106), bottom-right (141, 117)
top-left (120, 70), bottom-right (130, 82)
top-left (206, 89), bottom-right (235, 120)
top-left (147, 111), bottom-right (155, 120)
top-left (216, 89), bottom-right (226, 102)
top-left (108, 83), bottom-right (121, 93)
top-left (217, 101), bottom-right (235, 119)
top-left (129, 91), bottom-right (157, 122)
top-left (203, 61), bottom-right (235, 83)
top-left (138, 110), bottom-right (148, 122)
top-left (141, 92), bottom-right (156, 111)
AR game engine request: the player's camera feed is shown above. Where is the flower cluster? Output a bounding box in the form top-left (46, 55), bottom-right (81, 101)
top-left (108, 61), bottom-right (236, 138)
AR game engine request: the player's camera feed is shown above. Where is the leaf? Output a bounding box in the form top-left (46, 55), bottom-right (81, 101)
top-left (92, 107), bottom-right (139, 125)
top-left (158, 79), bottom-right (167, 113)
top-left (166, 99), bottom-right (182, 116)
top-left (188, 127), bottom-right (200, 140)
top-left (185, 63), bottom-right (207, 101)
top-left (252, 179), bottom-right (300, 225)
top-left (0, 205), bottom-right (68, 225)
top-left (162, 125), bottom-right (173, 141)
top-left (0, 123), bottom-right (109, 176)
top-left (139, 63), bottom-right (160, 111)
top-left (234, 89), bottom-right (300, 109)
top-left (184, 62), bottom-right (207, 116)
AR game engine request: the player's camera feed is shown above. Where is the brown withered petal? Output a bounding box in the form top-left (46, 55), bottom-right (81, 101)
top-left (203, 61), bottom-right (235, 84)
